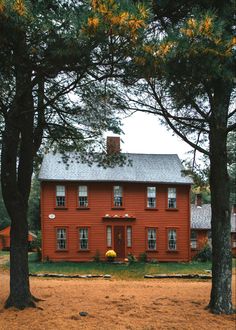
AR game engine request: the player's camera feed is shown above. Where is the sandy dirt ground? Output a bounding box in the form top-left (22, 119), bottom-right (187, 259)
top-left (0, 272), bottom-right (235, 330)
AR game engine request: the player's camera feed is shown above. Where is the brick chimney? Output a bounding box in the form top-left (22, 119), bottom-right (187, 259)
top-left (107, 136), bottom-right (121, 154)
top-left (195, 194), bottom-right (202, 208)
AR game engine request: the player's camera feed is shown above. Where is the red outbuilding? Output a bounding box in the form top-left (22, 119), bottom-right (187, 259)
top-left (39, 137), bottom-right (193, 262)
top-left (0, 226), bottom-right (37, 250)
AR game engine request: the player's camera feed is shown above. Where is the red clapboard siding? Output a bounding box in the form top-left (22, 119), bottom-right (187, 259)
top-left (41, 181), bottom-right (191, 262)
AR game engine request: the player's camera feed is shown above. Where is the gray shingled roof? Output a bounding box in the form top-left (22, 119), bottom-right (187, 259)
top-left (191, 204), bottom-right (236, 232)
top-left (38, 152), bottom-right (193, 184)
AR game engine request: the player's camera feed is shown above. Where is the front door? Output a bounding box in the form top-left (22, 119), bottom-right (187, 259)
top-left (114, 226), bottom-right (125, 258)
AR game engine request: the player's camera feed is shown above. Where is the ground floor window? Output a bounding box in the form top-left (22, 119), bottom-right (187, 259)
top-left (168, 229), bottom-right (177, 251)
top-left (190, 230), bottom-right (197, 249)
top-left (56, 228), bottom-right (67, 250)
top-left (147, 228), bottom-right (157, 250)
top-left (79, 228), bottom-right (89, 250)
top-left (127, 226), bottom-right (132, 247)
top-left (107, 226), bottom-right (112, 247)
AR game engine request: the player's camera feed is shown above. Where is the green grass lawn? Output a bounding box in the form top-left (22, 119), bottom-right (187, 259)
top-left (27, 253), bottom-right (214, 279)
top-left (1, 252), bottom-right (235, 280)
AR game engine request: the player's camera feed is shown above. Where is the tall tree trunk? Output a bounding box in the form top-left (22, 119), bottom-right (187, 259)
top-left (1, 32), bottom-right (36, 309)
top-left (208, 84), bottom-right (233, 314)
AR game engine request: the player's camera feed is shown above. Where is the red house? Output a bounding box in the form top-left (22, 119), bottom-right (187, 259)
top-left (0, 226), bottom-right (37, 250)
top-left (39, 137), bottom-right (193, 262)
top-left (191, 197), bottom-right (236, 258)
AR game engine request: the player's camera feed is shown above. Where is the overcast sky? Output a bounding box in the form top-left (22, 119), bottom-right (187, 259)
top-left (118, 112), bottom-right (192, 161)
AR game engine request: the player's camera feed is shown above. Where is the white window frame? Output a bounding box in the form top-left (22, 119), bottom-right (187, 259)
top-left (56, 228), bottom-right (67, 250)
top-left (79, 228), bottom-right (89, 250)
top-left (168, 229), bottom-right (177, 250)
top-left (107, 226), bottom-right (112, 247)
top-left (147, 228), bottom-right (156, 250)
top-left (190, 230), bottom-right (197, 249)
top-left (78, 185), bottom-right (88, 207)
top-left (147, 187), bottom-right (156, 208)
top-left (56, 185), bottom-right (66, 207)
top-left (113, 186), bottom-right (123, 207)
top-left (168, 188), bottom-right (177, 208)
top-left (127, 226), bottom-right (132, 247)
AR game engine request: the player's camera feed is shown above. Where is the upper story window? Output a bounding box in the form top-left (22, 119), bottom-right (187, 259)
top-left (147, 228), bottom-right (156, 250)
top-left (168, 229), bottom-right (177, 250)
top-left (78, 185), bottom-right (88, 207)
top-left (147, 187), bottom-right (156, 208)
top-left (168, 188), bottom-right (176, 208)
top-left (56, 228), bottom-right (67, 250)
top-left (113, 186), bottom-right (123, 207)
top-left (56, 185), bottom-right (66, 207)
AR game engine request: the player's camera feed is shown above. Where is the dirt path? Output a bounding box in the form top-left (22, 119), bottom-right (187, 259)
top-left (0, 273), bottom-right (235, 330)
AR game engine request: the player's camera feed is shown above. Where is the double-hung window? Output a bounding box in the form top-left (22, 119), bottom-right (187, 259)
top-left (107, 226), bottom-right (112, 247)
top-left (190, 230), bottom-right (197, 249)
top-left (168, 188), bottom-right (177, 208)
top-left (56, 185), bottom-right (66, 207)
top-left (56, 228), bottom-right (67, 250)
top-left (147, 187), bottom-right (156, 208)
top-left (168, 229), bottom-right (177, 250)
top-left (78, 185), bottom-right (88, 207)
top-left (147, 228), bottom-right (156, 250)
top-left (79, 228), bottom-right (89, 250)
top-left (127, 226), bottom-right (132, 248)
top-left (113, 186), bottom-right (123, 207)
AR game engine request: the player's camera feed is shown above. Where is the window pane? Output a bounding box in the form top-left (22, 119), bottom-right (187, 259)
top-left (148, 228), bottom-right (156, 250)
top-left (56, 185), bottom-right (65, 206)
top-left (57, 228), bottom-right (66, 250)
top-left (107, 226), bottom-right (112, 247)
top-left (168, 188), bottom-right (176, 208)
top-left (114, 186), bottom-right (123, 207)
top-left (147, 187), bottom-right (156, 208)
top-left (168, 229), bottom-right (177, 250)
top-left (56, 185), bottom-right (65, 196)
top-left (147, 187), bottom-right (156, 198)
top-left (79, 228), bottom-right (88, 250)
top-left (79, 186), bottom-right (88, 196)
top-left (127, 226), bottom-right (132, 247)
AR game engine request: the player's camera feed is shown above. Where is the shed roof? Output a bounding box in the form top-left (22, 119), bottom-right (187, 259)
top-left (38, 152), bottom-right (193, 184)
top-left (191, 204), bottom-right (236, 232)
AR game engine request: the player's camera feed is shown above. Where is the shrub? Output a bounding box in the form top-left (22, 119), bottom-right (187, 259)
top-left (139, 252), bottom-right (148, 263)
top-left (127, 253), bottom-right (137, 264)
top-left (93, 250), bottom-right (101, 262)
top-left (195, 244), bottom-right (212, 262)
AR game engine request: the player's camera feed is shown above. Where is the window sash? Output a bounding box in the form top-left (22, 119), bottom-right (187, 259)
top-left (79, 228), bottom-right (88, 250)
top-left (57, 229), bottom-right (66, 250)
top-left (168, 188), bottom-right (176, 208)
top-left (168, 230), bottom-right (177, 250)
top-left (107, 226), bottom-right (112, 247)
top-left (56, 185), bottom-right (66, 206)
top-left (113, 186), bottom-right (123, 207)
top-left (56, 185), bottom-right (65, 197)
top-left (147, 228), bottom-right (156, 250)
top-left (191, 239), bottom-right (197, 249)
top-left (79, 186), bottom-right (88, 197)
top-left (127, 226), bottom-right (132, 247)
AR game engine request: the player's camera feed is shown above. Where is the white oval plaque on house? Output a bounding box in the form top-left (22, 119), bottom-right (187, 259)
top-left (48, 214), bottom-right (56, 220)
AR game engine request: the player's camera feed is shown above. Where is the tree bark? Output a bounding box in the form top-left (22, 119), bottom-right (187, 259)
top-left (208, 83), bottom-right (233, 314)
top-left (1, 32), bottom-right (36, 309)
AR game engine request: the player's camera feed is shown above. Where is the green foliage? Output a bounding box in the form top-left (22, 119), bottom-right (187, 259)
top-left (127, 253), bottom-right (137, 264)
top-left (28, 177), bottom-right (41, 231)
top-left (93, 250), bottom-right (101, 263)
top-left (194, 245), bottom-right (212, 262)
top-left (139, 252), bottom-right (148, 262)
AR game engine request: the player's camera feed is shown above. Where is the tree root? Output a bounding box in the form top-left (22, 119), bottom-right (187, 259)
top-left (5, 295), bottom-right (37, 310)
